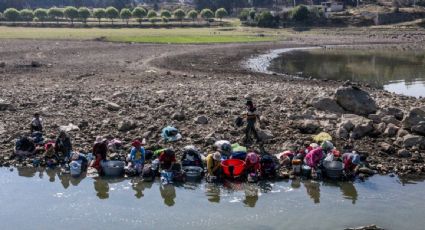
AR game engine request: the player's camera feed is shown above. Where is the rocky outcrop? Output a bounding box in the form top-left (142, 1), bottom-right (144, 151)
top-left (338, 114), bottom-right (374, 139)
top-left (403, 107), bottom-right (425, 135)
top-left (310, 96), bottom-right (344, 114)
top-left (335, 86), bottom-right (378, 116)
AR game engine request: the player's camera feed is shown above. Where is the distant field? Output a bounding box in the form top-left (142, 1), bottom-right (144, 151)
top-left (0, 26), bottom-right (282, 44)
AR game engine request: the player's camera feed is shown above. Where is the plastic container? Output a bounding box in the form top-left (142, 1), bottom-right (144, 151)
top-left (161, 170), bottom-right (174, 184)
top-left (324, 161), bottom-right (344, 179)
top-left (101, 160), bottom-right (125, 177)
top-left (183, 166), bottom-right (203, 179)
top-left (221, 159), bottom-right (246, 178)
top-left (302, 165), bottom-right (312, 177)
top-left (70, 160), bottom-right (82, 177)
top-left (292, 159), bottom-right (302, 174)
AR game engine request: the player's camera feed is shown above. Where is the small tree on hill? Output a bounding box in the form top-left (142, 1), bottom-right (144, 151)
top-left (4, 8), bottom-right (20, 22)
top-left (147, 10), bottom-right (157, 19)
top-left (291, 5), bottom-right (309, 22)
top-left (48, 8), bottom-right (63, 24)
top-left (34, 8), bottom-right (48, 24)
top-left (105, 7), bottom-right (119, 25)
top-left (120, 8), bottom-right (132, 25)
top-left (160, 10), bottom-right (171, 19)
top-left (200, 8), bottom-right (214, 22)
top-left (64, 6), bottom-right (78, 25)
top-left (215, 8), bottom-right (227, 21)
top-left (132, 7), bottom-right (146, 25)
top-left (20, 9), bottom-right (34, 24)
top-left (188, 10), bottom-right (198, 22)
top-left (93, 8), bottom-right (105, 25)
top-left (78, 7), bottom-right (90, 24)
top-left (173, 9), bottom-right (186, 24)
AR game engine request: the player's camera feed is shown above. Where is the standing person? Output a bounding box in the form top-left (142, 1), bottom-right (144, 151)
top-left (244, 100), bottom-right (261, 145)
top-left (91, 136), bottom-right (108, 172)
top-left (55, 131), bottom-right (72, 159)
top-left (30, 113), bottom-right (43, 133)
top-left (128, 140), bottom-right (146, 174)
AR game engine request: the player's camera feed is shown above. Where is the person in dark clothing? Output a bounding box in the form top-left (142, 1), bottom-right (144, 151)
top-left (55, 131), bottom-right (72, 158)
top-left (243, 100), bottom-right (261, 145)
top-left (30, 113), bottom-right (43, 133)
top-left (91, 136), bottom-right (108, 172)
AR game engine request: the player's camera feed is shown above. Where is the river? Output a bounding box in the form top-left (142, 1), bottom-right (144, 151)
top-left (0, 167), bottom-right (424, 230)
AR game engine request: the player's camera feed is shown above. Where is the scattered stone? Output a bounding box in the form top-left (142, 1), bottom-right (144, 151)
top-left (271, 96), bottom-right (283, 103)
top-left (171, 111), bottom-right (186, 121)
top-left (0, 61), bottom-right (5, 68)
top-left (379, 142), bottom-right (395, 154)
top-left (397, 149), bottom-right (412, 158)
top-left (118, 120), bottom-right (137, 132)
top-left (384, 123), bottom-right (399, 137)
top-left (335, 86), bottom-right (378, 115)
top-left (403, 106), bottom-right (425, 131)
top-left (310, 96), bottom-right (344, 114)
top-left (31, 61), bottom-right (41, 67)
top-left (344, 224), bottom-right (384, 230)
top-left (194, 115), bottom-right (208, 125)
top-left (106, 102), bottom-right (121, 111)
top-left (296, 119), bottom-right (321, 134)
top-left (402, 134), bottom-right (425, 149)
top-left (112, 91), bottom-right (127, 98)
top-left (336, 126), bottom-right (349, 139)
top-left (412, 122), bottom-right (425, 135)
top-left (258, 129), bottom-right (274, 140)
top-left (0, 99), bottom-right (15, 111)
top-left (59, 123), bottom-right (80, 132)
top-left (340, 114), bottom-right (373, 139)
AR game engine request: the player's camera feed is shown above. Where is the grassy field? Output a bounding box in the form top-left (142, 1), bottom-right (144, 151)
top-left (0, 26), bottom-right (283, 44)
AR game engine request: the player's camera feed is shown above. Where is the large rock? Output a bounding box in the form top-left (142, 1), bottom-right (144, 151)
top-left (118, 120), bottom-right (137, 132)
top-left (194, 115), bottom-right (209, 125)
top-left (402, 134), bottom-right (425, 149)
top-left (171, 111), bottom-right (185, 121)
top-left (0, 99), bottom-right (15, 111)
top-left (310, 97), bottom-right (344, 114)
top-left (335, 86), bottom-right (377, 115)
top-left (339, 114), bottom-right (373, 139)
top-left (412, 122), bottom-right (425, 135)
top-left (296, 119), bottom-right (320, 134)
top-left (403, 107), bottom-right (425, 131)
top-left (258, 129), bottom-right (274, 140)
top-left (397, 149), bottom-right (412, 158)
top-left (107, 102), bottom-right (121, 111)
top-left (384, 123), bottom-right (399, 137)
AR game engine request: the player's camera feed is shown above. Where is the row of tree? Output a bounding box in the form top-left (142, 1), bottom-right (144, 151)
top-left (1, 7), bottom-right (229, 25)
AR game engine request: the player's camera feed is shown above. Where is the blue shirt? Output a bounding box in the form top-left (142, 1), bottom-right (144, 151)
top-left (130, 147), bottom-right (145, 164)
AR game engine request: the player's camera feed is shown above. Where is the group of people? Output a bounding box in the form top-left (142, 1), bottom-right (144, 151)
top-left (14, 99), bottom-right (363, 183)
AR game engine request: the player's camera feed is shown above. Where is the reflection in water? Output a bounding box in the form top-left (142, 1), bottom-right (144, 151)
top-left (243, 185), bottom-right (259, 207)
top-left (303, 180), bottom-right (320, 204)
top-left (340, 182), bottom-right (358, 205)
top-left (160, 184), bottom-right (176, 207)
top-left (205, 183), bottom-right (221, 203)
top-left (131, 178), bottom-right (153, 199)
top-left (269, 49), bottom-right (425, 97)
top-left (94, 178), bottom-right (109, 199)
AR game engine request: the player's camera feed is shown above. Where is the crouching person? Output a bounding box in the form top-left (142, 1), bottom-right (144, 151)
top-left (128, 140), bottom-right (146, 175)
top-left (91, 136), bottom-right (108, 172)
top-left (55, 131), bottom-right (72, 159)
top-left (304, 146), bottom-right (324, 179)
top-left (44, 142), bottom-right (58, 167)
top-left (206, 152), bottom-right (222, 182)
top-left (245, 152), bottom-right (261, 182)
top-left (343, 151), bottom-right (361, 177)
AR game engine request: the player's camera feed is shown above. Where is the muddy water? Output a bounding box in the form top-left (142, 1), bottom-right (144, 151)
top-left (267, 48), bottom-right (425, 97)
top-left (1, 167), bottom-right (425, 230)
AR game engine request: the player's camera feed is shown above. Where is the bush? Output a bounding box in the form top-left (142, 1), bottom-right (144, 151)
top-left (256, 11), bottom-right (279, 28)
top-left (215, 8), bottom-right (228, 21)
top-left (48, 8), bottom-right (63, 24)
top-left (93, 8), bottom-right (105, 25)
top-left (149, 17), bottom-right (156, 24)
top-left (4, 8), bottom-right (20, 22)
top-left (160, 10), bottom-right (171, 18)
top-left (249, 9), bottom-right (256, 20)
top-left (174, 9), bottom-right (186, 22)
top-left (64, 6), bottom-right (78, 25)
top-left (132, 7), bottom-right (146, 25)
top-left (34, 8), bottom-right (48, 23)
top-left (147, 10), bottom-right (157, 18)
top-left (20, 9), bottom-right (34, 23)
top-left (120, 8), bottom-right (132, 25)
top-left (200, 8), bottom-right (214, 20)
top-left (78, 7), bottom-right (91, 24)
top-left (291, 5), bottom-right (309, 22)
top-left (105, 7), bottom-right (119, 24)
top-left (162, 16), bottom-right (169, 24)
top-left (188, 10), bottom-right (198, 21)
top-left (238, 8), bottom-right (249, 21)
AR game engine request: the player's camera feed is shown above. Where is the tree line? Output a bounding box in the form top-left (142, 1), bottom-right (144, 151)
top-left (1, 6), bottom-right (229, 25)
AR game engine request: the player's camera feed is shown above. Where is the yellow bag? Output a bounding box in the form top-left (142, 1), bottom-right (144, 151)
top-left (313, 132), bottom-right (332, 143)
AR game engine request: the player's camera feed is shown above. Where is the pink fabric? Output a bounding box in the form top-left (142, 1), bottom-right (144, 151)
top-left (305, 147), bottom-right (323, 168)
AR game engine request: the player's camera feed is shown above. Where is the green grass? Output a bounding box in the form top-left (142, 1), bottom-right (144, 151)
top-left (0, 26), bottom-right (281, 44)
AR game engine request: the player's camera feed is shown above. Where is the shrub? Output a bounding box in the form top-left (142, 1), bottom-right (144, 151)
top-left (64, 6), bottom-right (78, 25)
top-left (249, 9), bottom-right (256, 20)
top-left (4, 8), bottom-right (20, 22)
top-left (78, 7), bottom-right (91, 24)
top-left (149, 17), bottom-right (156, 24)
top-left (291, 5), bottom-right (309, 22)
top-left (147, 10), bottom-right (157, 18)
top-left (93, 8), bottom-right (105, 25)
top-left (48, 8), bottom-right (63, 24)
top-left (20, 9), bottom-right (34, 23)
top-left (162, 16), bottom-right (169, 24)
top-left (256, 11), bottom-right (279, 28)
top-left (132, 7), bottom-right (146, 25)
top-left (173, 9), bottom-right (185, 23)
top-left (188, 10), bottom-right (198, 21)
top-left (105, 7), bottom-right (119, 24)
top-left (34, 8), bottom-right (48, 24)
top-left (160, 10), bottom-right (171, 18)
top-left (120, 8), bottom-right (132, 25)
top-left (200, 8), bottom-right (214, 21)
top-left (215, 8), bottom-right (228, 21)
top-left (238, 8), bottom-right (249, 21)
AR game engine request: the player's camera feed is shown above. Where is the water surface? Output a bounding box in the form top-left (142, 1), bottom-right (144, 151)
top-left (1, 167), bottom-right (425, 230)
top-left (268, 48), bottom-right (425, 97)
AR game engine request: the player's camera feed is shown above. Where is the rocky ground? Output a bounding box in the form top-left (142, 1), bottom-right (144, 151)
top-left (1, 27), bottom-right (425, 177)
